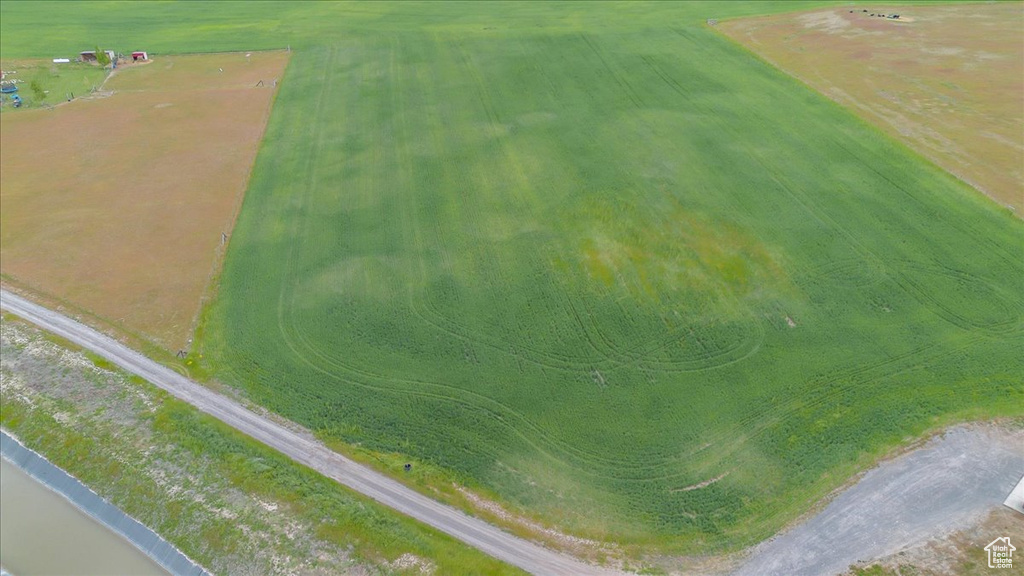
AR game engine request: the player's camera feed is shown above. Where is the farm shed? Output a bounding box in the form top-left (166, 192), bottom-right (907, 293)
top-left (131, 51), bottom-right (148, 61)
top-left (80, 50), bottom-right (116, 63)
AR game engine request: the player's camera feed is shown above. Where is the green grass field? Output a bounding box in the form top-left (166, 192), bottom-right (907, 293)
top-left (0, 59), bottom-right (107, 111)
top-left (4, 0), bottom-right (1022, 555)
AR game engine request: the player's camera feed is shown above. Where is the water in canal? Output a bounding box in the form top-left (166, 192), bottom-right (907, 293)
top-left (0, 458), bottom-right (170, 576)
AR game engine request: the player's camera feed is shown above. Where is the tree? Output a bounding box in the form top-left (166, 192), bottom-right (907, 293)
top-left (29, 80), bottom-right (45, 102)
top-left (94, 45), bottom-right (110, 66)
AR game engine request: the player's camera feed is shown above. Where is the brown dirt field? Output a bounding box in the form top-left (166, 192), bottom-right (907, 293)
top-left (719, 3), bottom-right (1024, 213)
top-left (0, 51), bottom-right (289, 350)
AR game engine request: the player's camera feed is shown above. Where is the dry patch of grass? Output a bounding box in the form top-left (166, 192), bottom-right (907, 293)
top-left (719, 3), bottom-right (1024, 213)
top-left (0, 51), bottom-right (289, 350)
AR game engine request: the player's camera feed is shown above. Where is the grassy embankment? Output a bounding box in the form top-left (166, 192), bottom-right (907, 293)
top-left (0, 316), bottom-right (522, 576)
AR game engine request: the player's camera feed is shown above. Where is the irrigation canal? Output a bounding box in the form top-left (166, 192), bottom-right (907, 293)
top-left (0, 430), bottom-right (208, 576)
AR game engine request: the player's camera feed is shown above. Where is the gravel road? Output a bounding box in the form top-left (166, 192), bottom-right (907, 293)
top-left (733, 425), bottom-right (1024, 576)
top-left (0, 289), bottom-right (620, 576)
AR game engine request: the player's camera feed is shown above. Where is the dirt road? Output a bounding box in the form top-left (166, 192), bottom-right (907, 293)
top-left (732, 425), bottom-right (1024, 576)
top-left (0, 289), bottom-right (620, 576)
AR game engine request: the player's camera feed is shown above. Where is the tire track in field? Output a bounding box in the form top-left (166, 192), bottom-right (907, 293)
top-left (450, 38), bottom-right (605, 359)
top-left (264, 41), bottom-right (687, 480)
top-left (283, 308), bottom-right (699, 481)
top-left (277, 35), bottom-right (1020, 491)
top-left (273, 44), bottom-right (349, 341)
top-left (284, 303), bottom-right (692, 480)
top-left (828, 137), bottom-right (1021, 269)
top-left (888, 261), bottom-right (1023, 335)
top-left (382, 46), bottom-right (1011, 488)
top-left (579, 34), bottom-right (644, 110)
top-left (697, 327), bottom-right (999, 493)
top-left (288, 43), bottom-right (770, 479)
top-left (276, 46), bottom-right (337, 360)
top-left (638, 53), bottom-right (878, 266)
top-left (648, 45), bottom-right (1019, 344)
top-left (402, 38), bottom-right (751, 379)
top-left (713, 143), bottom-right (1009, 451)
top-left (410, 37), bottom-right (616, 372)
top-left (228, 37), bottom-right (683, 510)
top-left (409, 38), bottom-right (640, 372)
top-left (758, 161), bottom-right (1018, 336)
top-left (560, 286), bottom-right (766, 374)
top-left (765, 152), bottom-right (1019, 336)
top-left (668, 32), bottom-right (1023, 338)
top-left (805, 258), bottom-right (887, 289)
top-left (634, 53), bottom-right (1018, 478)
top-left (531, 54), bottom-right (762, 371)
top-left (282, 256), bottom-right (707, 478)
top-left (682, 339), bottom-right (963, 503)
